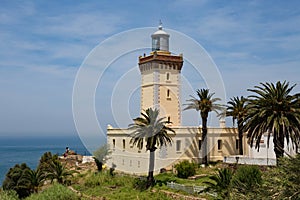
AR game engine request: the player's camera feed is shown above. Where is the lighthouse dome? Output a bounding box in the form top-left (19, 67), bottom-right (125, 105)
top-left (151, 22), bottom-right (169, 52)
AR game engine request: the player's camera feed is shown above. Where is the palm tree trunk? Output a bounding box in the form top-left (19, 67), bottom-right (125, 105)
top-left (147, 149), bottom-right (155, 186)
top-left (273, 129), bottom-right (284, 165)
top-left (238, 119), bottom-right (243, 155)
top-left (201, 115), bottom-right (208, 165)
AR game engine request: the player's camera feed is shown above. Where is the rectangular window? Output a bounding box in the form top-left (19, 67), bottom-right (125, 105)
top-left (123, 139), bottom-right (125, 150)
top-left (236, 139), bottom-right (239, 150)
top-left (112, 139), bottom-right (115, 149)
top-left (176, 140), bottom-right (181, 152)
top-left (166, 73), bottom-right (170, 80)
top-left (138, 161), bottom-right (140, 168)
top-left (218, 140), bottom-right (222, 150)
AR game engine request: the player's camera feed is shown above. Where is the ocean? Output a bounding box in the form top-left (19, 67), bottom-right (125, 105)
top-left (0, 135), bottom-right (96, 186)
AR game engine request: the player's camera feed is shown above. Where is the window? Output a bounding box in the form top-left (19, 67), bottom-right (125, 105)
top-left (166, 73), bottom-right (170, 80)
top-left (138, 161), bottom-right (140, 168)
top-left (112, 139), bottom-right (115, 149)
top-left (167, 116), bottom-right (171, 122)
top-left (167, 89), bottom-right (170, 97)
top-left (236, 139), bottom-right (239, 150)
top-left (130, 160), bottom-right (132, 166)
top-left (198, 140), bottom-right (202, 150)
top-left (167, 89), bottom-right (171, 100)
top-left (122, 159), bottom-right (124, 165)
top-left (217, 140), bottom-right (222, 150)
top-left (123, 139), bottom-right (125, 150)
top-left (176, 140), bottom-right (181, 152)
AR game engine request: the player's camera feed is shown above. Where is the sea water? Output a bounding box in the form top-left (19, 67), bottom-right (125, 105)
top-left (0, 135), bottom-right (95, 185)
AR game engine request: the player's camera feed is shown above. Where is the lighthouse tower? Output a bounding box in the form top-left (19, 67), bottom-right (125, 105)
top-left (138, 23), bottom-right (183, 126)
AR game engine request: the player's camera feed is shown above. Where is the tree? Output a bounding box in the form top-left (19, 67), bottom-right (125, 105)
top-left (184, 89), bottom-right (223, 165)
top-left (93, 144), bottom-right (111, 171)
top-left (244, 81), bottom-right (300, 163)
top-left (37, 152), bottom-right (58, 172)
top-left (129, 108), bottom-right (175, 186)
top-left (23, 168), bottom-right (45, 193)
top-left (2, 163), bottom-right (32, 198)
top-left (226, 96), bottom-right (248, 155)
top-left (204, 168), bottom-right (233, 199)
top-left (45, 160), bottom-right (75, 185)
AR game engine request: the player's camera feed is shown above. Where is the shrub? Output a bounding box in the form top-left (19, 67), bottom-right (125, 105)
top-left (278, 154), bottom-right (300, 199)
top-left (25, 183), bottom-right (80, 200)
top-left (154, 173), bottom-right (178, 186)
top-left (84, 172), bottom-right (103, 187)
top-left (231, 165), bottom-right (262, 194)
top-left (0, 190), bottom-right (19, 200)
top-left (174, 160), bottom-right (196, 179)
top-left (204, 168), bottom-right (233, 199)
top-left (133, 176), bottom-right (148, 191)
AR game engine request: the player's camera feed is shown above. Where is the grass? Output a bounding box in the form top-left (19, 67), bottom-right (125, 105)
top-left (72, 171), bottom-right (174, 200)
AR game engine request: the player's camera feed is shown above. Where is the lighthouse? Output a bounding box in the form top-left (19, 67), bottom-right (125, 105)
top-left (138, 23), bottom-right (183, 126)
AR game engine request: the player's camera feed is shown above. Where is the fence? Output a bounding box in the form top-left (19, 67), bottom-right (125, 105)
top-left (166, 181), bottom-right (205, 194)
top-left (224, 156), bottom-right (276, 166)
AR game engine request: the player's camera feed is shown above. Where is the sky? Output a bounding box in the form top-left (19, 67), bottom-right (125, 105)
top-left (1, 0), bottom-right (300, 144)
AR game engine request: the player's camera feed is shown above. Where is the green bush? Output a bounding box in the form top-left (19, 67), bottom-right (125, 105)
top-left (133, 176), bottom-right (148, 191)
top-left (231, 165), bottom-right (262, 194)
top-left (279, 154), bottom-right (300, 199)
top-left (25, 183), bottom-right (79, 200)
top-left (0, 190), bottom-right (19, 200)
top-left (154, 173), bottom-right (178, 186)
top-left (204, 168), bottom-right (233, 199)
top-left (84, 172), bottom-right (103, 187)
top-left (174, 160), bottom-right (197, 179)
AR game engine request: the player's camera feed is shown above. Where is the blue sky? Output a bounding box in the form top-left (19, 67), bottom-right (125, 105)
top-left (1, 0), bottom-right (300, 142)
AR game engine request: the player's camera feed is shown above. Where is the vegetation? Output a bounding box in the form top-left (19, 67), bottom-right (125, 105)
top-left (24, 183), bottom-right (80, 200)
top-left (231, 165), bottom-right (262, 195)
top-left (174, 160), bottom-right (197, 179)
top-left (184, 88), bottom-right (224, 165)
top-left (2, 152), bottom-right (75, 198)
top-left (45, 160), bottom-right (75, 185)
top-left (0, 190), bottom-right (19, 200)
top-left (2, 152), bottom-right (300, 200)
top-left (204, 168), bottom-right (233, 199)
top-left (2, 163), bottom-right (32, 198)
top-left (129, 108), bottom-right (175, 186)
top-left (23, 168), bottom-right (45, 193)
top-left (93, 143), bottom-right (110, 171)
top-left (244, 81), bottom-right (300, 163)
top-left (225, 96), bottom-right (247, 155)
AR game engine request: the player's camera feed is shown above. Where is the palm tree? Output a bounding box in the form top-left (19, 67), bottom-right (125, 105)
top-left (244, 81), bottom-right (300, 164)
top-left (23, 168), bottom-right (45, 193)
top-left (184, 89), bottom-right (223, 165)
top-left (204, 168), bottom-right (233, 199)
top-left (226, 96), bottom-right (248, 155)
top-left (45, 160), bottom-right (75, 185)
top-left (129, 108), bottom-right (175, 186)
